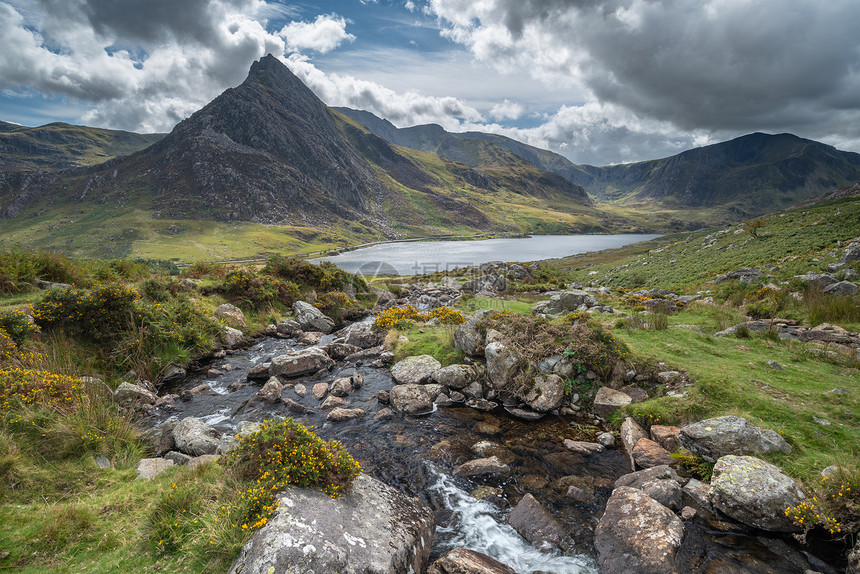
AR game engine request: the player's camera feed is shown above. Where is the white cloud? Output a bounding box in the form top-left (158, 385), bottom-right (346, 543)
top-left (279, 14), bottom-right (355, 54)
top-left (489, 99), bottom-right (524, 121)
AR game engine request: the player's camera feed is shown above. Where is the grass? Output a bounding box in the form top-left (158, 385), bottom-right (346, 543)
top-left (388, 325), bottom-right (464, 366)
top-left (455, 295), bottom-right (536, 315)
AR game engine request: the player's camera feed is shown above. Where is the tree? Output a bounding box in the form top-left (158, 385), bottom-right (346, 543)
top-left (744, 218), bottom-right (765, 240)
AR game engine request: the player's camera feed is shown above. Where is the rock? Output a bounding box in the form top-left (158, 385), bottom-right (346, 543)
top-left (453, 312), bottom-right (487, 356)
top-left (293, 383), bottom-right (307, 398)
top-left (256, 377), bottom-right (283, 402)
top-left (164, 451), bottom-right (192, 466)
top-left (222, 326), bottom-right (244, 348)
top-left (215, 303), bottom-right (247, 330)
top-left (389, 384), bottom-right (434, 414)
top-left (714, 321), bottom-right (775, 337)
top-left (276, 318), bottom-right (302, 336)
top-left (709, 455), bottom-right (806, 532)
top-left (282, 396), bottom-right (309, 413)
top-left (848, 539), bottom-right (860, 574)
top-left (792, 273), bottom-right (838, 290)
top-left (766, 360), bottom-right (784, 370)
top-left (507, 493), bottom-right (569, 552)
top-left (615, 465), bottom-right (685, 490)
top-left (227, 474), bottom-right (434, 574)
top-left (461, 381), bottom-right (484, 399)
top-left (330, 377), bottom-right (354, 397)
top-left (619, 385), bottom-right (649, 402)
top-left (187, 454), bottom-right (220, 470)
top-left (620, 417), bottom-right (648, 471)
top-left (656, 371), bottom-right (682, 384)
top-left (292, 300), bottom-right (335, 333)
top-left (682, 478), bottom-right (714, 516)
top-left (715, 267), bottom-right (764, 284)
top-left (141, 421), bottom-right (177, 456)
top-left (454, 456), bottom-right (510, 477)
top-left (375, 408), bottom-right (394, 421)
top-left (473, 422), bottom-right (501, 435)
top-left (466, 398), bottom-right (496, 411)
top-left (391, 355), bottom-right (442, 385)
top-left (270, 347), bottom-right (334, 378)
top-left (522, 374), bottom-right (566, 412)
top-left (679, 415), bottom-right (792, 462)
top-left (595, 486), bottom-right (684, 574)
top-left (427, 548), bottom-right (516, 574)
top-left (321, 395), bottom-right (348, 410)
top-left (597, 432), bottom-right (616, 448)
top-left (327, 407), bottom-right (366, 422)
top-left (680, 507), bottom-right (697, 521)
top-left (533, 289), bottom-right (598, 317)
top-left (247, 362), bottom-right (271, 380)
top-left (566, 485), bottom-right (594, 503)
top-left (158, 364), bottom-right (186, 385)
top-left (312, 382), bottom-right (329, 399)
top-left (172, 417), bottom-right (221, 456)
top-left (640, 479), bottom-right (683, 511)
top-left (135, 458), bottom-right (174, 479)
top-left (433, 364), bottom-right (479, 389)
top-left (633, 439), bottom-right (679, 469)
top-left (325, 342), bottom-right (362, 360)
top-left (592, 387), bottom-right (632, 417)
top-left (93, 453), bottom-right (111, 468)
top-left (350, 371), bottom-right (364, 388)
top-left (114, 382), bottom-right (157, 410)
top-left (484, 341), bottom-right (522, 390)
top-left (823, 281), bottom-right (859, 296)
top-left (650, 425), bottom-right (681, 452)
top-left (470, 441), bottom-right (516, 465)
top-left (563, 440), bottom-right (605, 456)
top-left (343, 322), bottom-right (382, 348)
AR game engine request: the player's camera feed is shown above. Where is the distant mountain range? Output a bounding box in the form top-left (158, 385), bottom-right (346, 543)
top-left (1, 54), bottom-right (859, 259)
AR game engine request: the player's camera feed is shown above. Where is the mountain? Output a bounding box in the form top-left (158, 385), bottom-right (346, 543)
top-left (0, 121), bottom-right (163, 170)
top-left (337, 109), bottom-right (860, 218)
top-left (1, 55), bottom-right (607, 259)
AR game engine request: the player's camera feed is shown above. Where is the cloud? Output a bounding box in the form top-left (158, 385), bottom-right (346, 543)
top-left (427, 0), bottom-right (860, 146)
top-left (489, 99), bottom-right (524, 120)
top-left (279, 14), bottom-right (355, 53)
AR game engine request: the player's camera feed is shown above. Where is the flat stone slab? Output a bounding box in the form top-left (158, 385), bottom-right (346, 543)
top-left (136, 457), bottom-right (174, 479)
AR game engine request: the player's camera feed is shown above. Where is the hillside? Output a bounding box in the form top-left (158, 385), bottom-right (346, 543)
top-left (337, 109), bottom-right (860, 218)
top-left (0, 55), bottom-right (614, 260)
top-left (0, 121), bottom-right (163, 170)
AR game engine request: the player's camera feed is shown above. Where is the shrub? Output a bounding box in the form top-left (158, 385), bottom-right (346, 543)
top-left (0, 309), bottom-right (39, 344)
top-left (32, 283), bottom-right (140, 343)
top-left (671, 453), bottom-right (714, 481)
top-left (314, 291), bottom-right (361, 322)
top-left (0, 368), bottom-right (84, 410)
top-left (785, 466), bottom-right (859, 538)
top-left (224, 269), bottom-right (300, 310)
top-left (425, 307), bottom-right (467, 326)
top-left (0, 329), bottom-right (16, 363)
top-left (182, 260), bottom-right (228, 279)
top-left (226, 419), bottom-right (361, 500)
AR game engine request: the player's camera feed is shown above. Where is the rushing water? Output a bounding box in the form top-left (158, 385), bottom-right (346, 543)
top-left (313, 234), bottom-right (660, 275)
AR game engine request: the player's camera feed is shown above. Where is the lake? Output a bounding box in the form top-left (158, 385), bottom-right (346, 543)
top-left (314, 234), bottom-right (660, 275)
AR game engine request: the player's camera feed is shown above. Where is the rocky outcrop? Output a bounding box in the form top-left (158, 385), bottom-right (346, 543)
top-left (172, 417), bottom-right (221, 456)
top-left (531, 289), bottom-right (599, 317)
top-left (679, 416), bottom-right (791, 462)
top-left (292, 300), bottom-right (335, 333)
top-left (427, 549), bottom-right (516, 574)
top-left (269, 347), bottom-right (334, 378)
top-left (227, 474), bottom-right (434, 574)
top-left (391, 355), bottom-right (441, 385)
top-left (709, 455), bottom-right (806, 532)
top-left (595, 486), bottom-right (684, 574)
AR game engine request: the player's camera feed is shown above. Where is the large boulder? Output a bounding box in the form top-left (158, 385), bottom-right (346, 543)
top-left (679, 416), bottom-right (791, 462)
top-left (389, 384), bottom-right (434, 414)
top-left (433, 364), bottom-right (479, 389)
top-left (506, 493), bottom-right (569, 551)
top-left (592, 387), bottom-right (632, 418)
top-left (709, 455), bottom-right (806, 532)
top-left (391, 355), bottom-right (442, 385)
top-left (484, 341), bottom-right (521, 390)
top-left (215, 303), bottom-right (247, 330)
top-left (221, 326), bottom-right (244, 348)
top-left (172, 417), bottom-right (221, 456)
top-left (292, 300), bottom-right (335, 333)
top-left (427, 549), bottom-right (516, 574)
top-left (114, 382), bottom-right (157, 410)
top-left (595, 486), bottom-right (685, 574)
top-left (454, 312), bottom-right (487, 356)
top-left (532, 289), bottom-right (598, 317)
top-left (632, 438), bottom-right (677, 469)
top-left (522, 374), bottom-right (566, 412)
top-left (227, 474), bottom-right (434, 574)
top-left (344, 322), bottom-right (383, 349)
top-left (270, 347), bottom-right (334, 378)
top-left (842, 244), bottom-right (860, 264)
top-left (823, 281), bottom-right (859, 296)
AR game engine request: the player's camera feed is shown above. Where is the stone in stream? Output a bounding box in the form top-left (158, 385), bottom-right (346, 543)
top-left (389, 384), bottom-right (434, 414)
top-left (390, 354), bottom-right (442, 385)
top-left (709, 455), bottom-right (806, 532)
top-left (507, 493), bottom-right (570, 552)
top-left (563, 440), bottom-right (605, 456)
top-left (321, 395), bottom-right (348, 410)
top-left (522, 374), bottom-right (566, 412)
top-left (432, 364), bottom-right (479, 389)
top-left (454, 456), bottom-right (510, 477)
top-left (679, 415), bottom-right (791, 462)
top-left (470, 441), bottom-right (516, 465)
top-left (614, 465), bottom-right (685, 490)
top-left (326, 407), bottom-right (365, 422)
top-left (632, 438), bottom-right (677, 469)
top-left (282, 397), bottom-right (309, 414)
top-left (256, 377), bottom-right (283, 402)
top-left (270, 347), bottom-right (334, 378)
top-left (172, 416), bottom-right (221, 456)
top-left (330, 377), bottom-right (353, 397)
top-left (227, 474), bottom-right (434, 574)
top-left (292, 300), bottom-right (335, 333)
top-left (427, 548), bottom-right (516, 574)
top-left (343, 321), bottom-right (383, 349)
top-left (293, 383), bottom-right (307, 397)
top-left (595, 486), bottom-right (685, 574)
top-left (312, 382), bottom-right (329, 399)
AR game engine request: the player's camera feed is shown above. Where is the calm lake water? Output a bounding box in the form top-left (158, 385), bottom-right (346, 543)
top-left (314, 234), bottom-right (660, 275)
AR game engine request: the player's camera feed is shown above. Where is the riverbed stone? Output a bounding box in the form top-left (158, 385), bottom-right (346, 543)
top-left (282, 397), bottom-right (309, 414)
top-left (172, 417), bottom-right (221, 456)
top-left (563, 440), bottom-right (605, 456)
top-left (433, 364), bottom-right (479, 389)
top-left (389, 384), bottom-right (434, 414)
top-left (470, 441), bottom-right (516, 465)
top-left (522, 374), bottom-right (566, 412)
top-left (633, 438), bottom-right (677, 469)
top-left (227, 474), bottom-right (434, 574)
top-left (484, 341), bottom-right (521, 390)
top-left (114, 382), bottom-right (157, 410)
top-left (427, 548), bottom-right (516, 574)
top-left (592, 387), bottom-right (632, 417)
top-left (650, 425), bottom-right (681, 452)
top-left (454, 456), bottom-right (510, 477)
top-left (597, 432), bottom-right (616, 448)
top-left (330, 377), bottom-right (354, 397)
top-left (221, 326), bottom-right (244, 348)
top-left (640, 478), bottom-right (683, 511)
top-left (507, 493), bottom-right (569, 552)
top-left (321, 395), bottom-right (348, 410)
top-left (215, 303), bottom-right (247, 330)
top-left (343, 322), bottom-right (383, 349)
top-left (391, 355), bottom-right (442, 385)
top-left (327, 407), bottom-right (365, 422)
top-left (620, 417), bottom-right (648, 471)
top-left (255, 377), bottom-right (283, 402)
top-left (595, 486), bottom-right (685, 574)
top-left (292, 300), bottom-right (335, 333)
top-left (614, 465), bottom-right (685, 490)
top-left (679, 415), bottom-right (792, 462)
top-left (709, 455), bottom-right (806, 532)
top-left (270, 347), bottom-right (334, 378)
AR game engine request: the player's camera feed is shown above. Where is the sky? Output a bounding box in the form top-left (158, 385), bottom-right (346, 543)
top-left (1, 0), bottom-right (859, 166)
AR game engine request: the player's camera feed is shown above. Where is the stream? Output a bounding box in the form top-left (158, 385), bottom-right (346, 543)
top-left (153, 330), bottom-right (843, 574)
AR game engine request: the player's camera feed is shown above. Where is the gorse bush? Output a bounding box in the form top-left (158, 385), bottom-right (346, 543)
top-left (224, 269), bottom-right (300, 310)
top-left (314, 291), bottom-right (360, 322)
top-left (0, 309), bottom-right (39, 344)
top-left (263, 255), bottom-right (366, 294)
top-left (785, 466), bottom-right (860, 538)
top-left (373, 305), bottom-right (467, 330)
top-left (32, 283), bottom-right (140, 343)
top-left (0, 248), bottom-right (80, 294)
